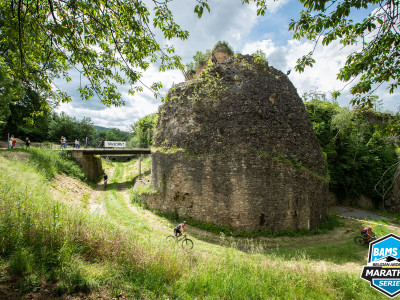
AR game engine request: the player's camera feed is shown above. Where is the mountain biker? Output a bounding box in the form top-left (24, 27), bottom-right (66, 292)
top-left (361, 226), bottom-right (374, 241)
top-left (174, 221), bottom-right (187, 239)
top-left (103, 173), bottom-right (108, 189)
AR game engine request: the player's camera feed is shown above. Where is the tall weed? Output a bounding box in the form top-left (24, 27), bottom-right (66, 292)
top-left (27, 148), bottom-right (85, 180)
top-left (0, 155), bottom-right (186, 295)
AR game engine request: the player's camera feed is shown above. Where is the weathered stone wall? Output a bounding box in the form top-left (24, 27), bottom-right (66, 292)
top-left (342, 195), bottom-right (375, 209)
top-left (70, 152), bottom-right (103, 180)
top-left (148, 53), bottom-right (329, 232)
top-left (157, 55), bottom-right (326, 177)
top-left (146, 149), bottom-right (327, 231)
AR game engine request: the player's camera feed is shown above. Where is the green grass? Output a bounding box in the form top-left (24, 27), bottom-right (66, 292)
top-left (103, 163), bottom-right (151, 232)
top-left (11, 148), bottom-right (86, 180)
top-left (151, 203), bottom-right (344, 238)
top-left (362, 218), bottom-right (392, 225)
top-left (80, 193), bottom-right (90, 209)
top-left (124, 156), bottom-right (152, 182)
top-left (0, 155), bottom-right (185, 297)
top-left (265, 239), bottom-right (366, 264)
top-left (262, 221), bottom-right (394, 265)
top-left (0, 152), bottom-right (391, 299)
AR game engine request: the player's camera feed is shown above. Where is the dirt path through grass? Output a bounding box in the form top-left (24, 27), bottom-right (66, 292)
top-left (115, 159), bottom-right (172, 235)
top-left (42, 155), bottom-right (396, 278)
top-left (97, 159), bottom-right (400, 275)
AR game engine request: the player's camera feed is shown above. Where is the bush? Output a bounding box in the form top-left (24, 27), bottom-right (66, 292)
top-left (304, 99), bottom-right (398, 204)
top-left (28, 148), bottom-right (86, 180)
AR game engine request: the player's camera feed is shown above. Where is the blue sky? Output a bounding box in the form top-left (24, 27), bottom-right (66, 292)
top-left (55, 0), bottom-right (399, 130)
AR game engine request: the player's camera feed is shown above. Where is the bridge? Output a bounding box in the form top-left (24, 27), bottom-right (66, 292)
top-left (67, 148), bottom-right (151, 180)
top-left (70, 148), bottom-right (151, 155)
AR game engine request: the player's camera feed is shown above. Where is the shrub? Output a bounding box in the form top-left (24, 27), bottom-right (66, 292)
top-left (28, 148), bottom-right (86, 180)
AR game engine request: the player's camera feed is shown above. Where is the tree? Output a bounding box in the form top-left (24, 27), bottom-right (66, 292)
top-left (48, 112), bottom-right (95, 142)
top-left (287, 0), bottom-right (400, 107)
top-left (305, 96), bottom-right (398, 206)
top-left (105, 128), bottom-right (130, 141)
top-left (0, 0), bottom-right (271, 115)
top-left (0, 0), bottom-right (222, 108)
top-left (77, 117), bottom-right (96, 141)
top-left (0, 59), bottom-right (24, 133)
top-left (185, 49), bottom-right (212, 72)
top-left (2, 87), bottom-right (52, 141)
top-left (185, 41), bottom-right (235, 72)
top-left (130, 114), bottom-right (158, 148)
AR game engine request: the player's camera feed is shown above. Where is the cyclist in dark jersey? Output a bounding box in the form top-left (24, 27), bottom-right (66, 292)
top-left (174, 221), bottom-right (187, 239)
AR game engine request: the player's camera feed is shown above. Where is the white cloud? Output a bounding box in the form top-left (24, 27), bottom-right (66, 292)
top-left (265, 0), bottom-right (290, 14)
top-left (241, 37), bottom-right (398, 111)
top-left (168, 0), bottom-right (260, 59)
top-left (55, 0), bottom-right (399, 130)
top-left (56, 64), bottom-right (182, 130)
top-left (242, 40), bottom-right (276, 56)
top-left (56, 0), bottom-right (265, 129)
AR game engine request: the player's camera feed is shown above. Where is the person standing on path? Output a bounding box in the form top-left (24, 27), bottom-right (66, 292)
top-left (85, 137), bottom-right (89, 149)
top-left (10, 135), bottom-right (16, 149)
top-left (9, 135), bottom-right (14, 149)
top-left (25, 137), bottom-right (30, 149)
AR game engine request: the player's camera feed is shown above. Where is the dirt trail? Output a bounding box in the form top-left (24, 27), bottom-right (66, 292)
top-left (44, 157), bottom-right (378, 253)
top-left (47, 158), bottom-right (388, 276)
top-left (117, 160), bottom-right (172, 234)
top-left (108, 161), bottom-right (370, 252)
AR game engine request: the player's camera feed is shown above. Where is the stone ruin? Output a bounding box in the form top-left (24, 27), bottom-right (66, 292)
top-left (144, 46), bottom-right (330, 232)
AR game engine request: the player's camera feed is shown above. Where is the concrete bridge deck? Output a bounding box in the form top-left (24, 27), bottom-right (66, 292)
top-left (67, 148), bottom-right (151, 179)
top-left (67, 148), bottom-right (151, 155)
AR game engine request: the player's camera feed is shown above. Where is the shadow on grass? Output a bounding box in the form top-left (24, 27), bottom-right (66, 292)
top-left (102, 181), bottom-right (137, 191)
top-left (262, 221), bottom-right (396, 265)
top-left (264, 239), bottom-right (368, 265)
top-left (131, 170), bottom-right (151, 185)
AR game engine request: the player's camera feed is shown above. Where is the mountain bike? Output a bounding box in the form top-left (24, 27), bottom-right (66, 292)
top-left (354, 234), bottom-right (378, 246)
top-left (104, 179), bottom-right (108, 190)
top-left (166, 234), bottom-right (194, 249)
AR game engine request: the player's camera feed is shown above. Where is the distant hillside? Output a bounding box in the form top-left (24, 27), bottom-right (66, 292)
top-left (94, 125), bottom-right (110, 132)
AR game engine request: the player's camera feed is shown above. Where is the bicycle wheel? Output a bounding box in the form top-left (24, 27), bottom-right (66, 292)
top-left (182, 238), bottom-right (193, 249)
top-left (354, 236), bottom-right (365, 245)
top-left (166, 235), bottom-right (176, 244)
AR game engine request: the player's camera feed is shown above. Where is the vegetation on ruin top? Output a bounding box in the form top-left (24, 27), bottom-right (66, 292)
top-left (185, 41), bottom-right (235, 72)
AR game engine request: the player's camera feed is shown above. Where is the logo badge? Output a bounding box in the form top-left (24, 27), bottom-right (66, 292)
top-left (361, 233), bottom-right (400, 298)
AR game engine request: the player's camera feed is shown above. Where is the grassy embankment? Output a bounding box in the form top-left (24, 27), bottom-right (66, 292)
top-left (0, 148), bottom-right (395, 299)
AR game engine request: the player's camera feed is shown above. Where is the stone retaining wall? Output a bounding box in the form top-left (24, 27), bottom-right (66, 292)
top-left (145, 149), bottom-right (328, 231)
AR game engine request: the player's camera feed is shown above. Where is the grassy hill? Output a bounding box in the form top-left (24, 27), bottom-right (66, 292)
top-left (94, 125), bottom-right (110, 132)
top-left (0, 148), bottom-right (394, 299)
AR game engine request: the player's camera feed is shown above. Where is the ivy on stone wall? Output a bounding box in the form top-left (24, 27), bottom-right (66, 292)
top-left (189, 67), bottom-right (228, 102)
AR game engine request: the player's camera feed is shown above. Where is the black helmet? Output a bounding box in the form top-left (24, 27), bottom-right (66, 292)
top-left (183, 221), bottom-right (187, 224)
